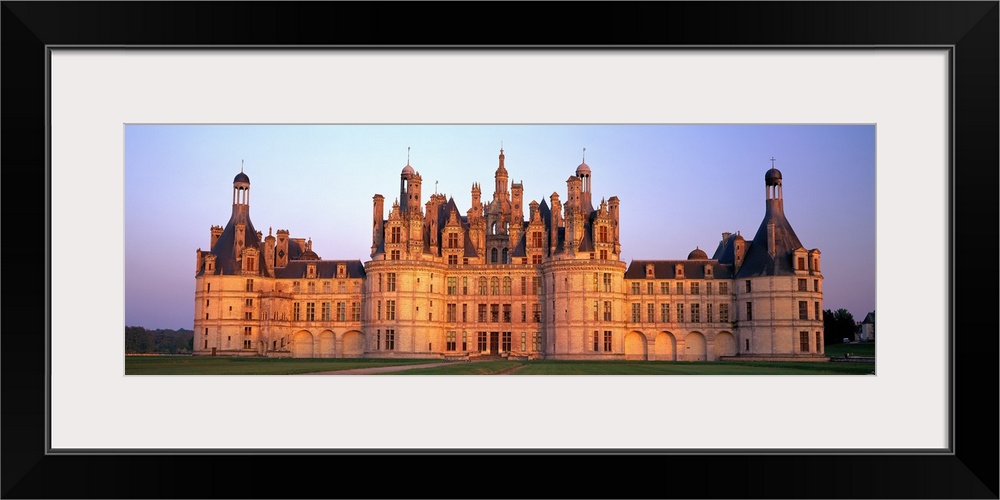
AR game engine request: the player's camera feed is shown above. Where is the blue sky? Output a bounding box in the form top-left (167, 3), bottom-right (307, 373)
top-left (124, 124), bottom-right (876, 329)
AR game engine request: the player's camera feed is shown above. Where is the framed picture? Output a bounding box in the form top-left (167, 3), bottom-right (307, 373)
top-left (5, 2), bottom-right (996, 498)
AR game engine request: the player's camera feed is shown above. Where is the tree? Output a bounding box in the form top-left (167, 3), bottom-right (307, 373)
top-left (125, 326), bottom-right (152, 353)
top-left (823, 308), bottom-right (857, 345)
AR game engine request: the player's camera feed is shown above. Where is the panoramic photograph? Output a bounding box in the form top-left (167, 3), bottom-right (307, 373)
top-left (124, 124), bottom-right (876, 375)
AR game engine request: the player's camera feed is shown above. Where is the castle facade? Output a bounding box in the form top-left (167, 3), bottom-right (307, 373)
top-left (193, 149), bottom-right (825, 361)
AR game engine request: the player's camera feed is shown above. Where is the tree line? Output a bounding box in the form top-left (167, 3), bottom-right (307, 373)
top-left (823, 308), bottom-right (858, 345)
top-left (125, 326), bottom-right (194, 354)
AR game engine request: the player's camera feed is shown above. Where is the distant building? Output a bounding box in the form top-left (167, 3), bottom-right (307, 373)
top-left (857, 311), bottom-right (875, 342)
top-left (192, 148), bottom-right (825, 360)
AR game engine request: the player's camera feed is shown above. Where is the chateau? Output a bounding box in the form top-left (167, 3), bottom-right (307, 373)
top-left (193, 149), bottom-right (825, 361)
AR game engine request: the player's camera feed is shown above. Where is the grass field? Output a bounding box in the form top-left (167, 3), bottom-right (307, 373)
top-left (126, 355), bottom-right (874, 375)
top-left (124, 356), bottom-right (442, 375)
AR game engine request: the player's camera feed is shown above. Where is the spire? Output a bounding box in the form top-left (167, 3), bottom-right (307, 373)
top-left (241, 159), bottom-right (244, 173)
top-left (407, 147), bottom-right (411, 165)
top-left (582, 147), bottom-right (586, 163)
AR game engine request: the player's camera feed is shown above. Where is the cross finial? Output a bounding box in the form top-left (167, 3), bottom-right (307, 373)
top-left (407, 147), bottom-right (411, 165)
top-left (770, 157), bottom-right (776, 168)
top-left (582, 147), bottom-right (586, 163)
top-left (500, 140), bottom-right (503, 153)
top-left (241, 159), bottom-right (244, 172)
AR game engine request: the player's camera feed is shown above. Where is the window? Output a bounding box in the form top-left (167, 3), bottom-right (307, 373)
top-left (745, 280), bottom-right (752, 293)
top-left (814, 302), bottom-right (820, 321)
top-left (676, 282), bottom-right (684, 295)
top-left (502, 332), bottom-right (512, 351)
top-left (603, 301), bottom-right (612, 321)
top-left (531, 231), bottom-right (543, 247)
top-left (532, 332), bottom-right (541, 351)
top-left (387, 273), bottom-right (397, 292)
top-left (593, 331), bottom-right (600, 351)
top-left (463, 277), bottom-right (469, 295)
top-left (332, 302), bottom-right (342, 321)
top-left (799, 331), bottom-right (810, 352)
top-left (447, 303), bottom-right (457, 322)
top-left (446, 332), bottom-right (457, 351)
top-left (603, 273), bottom-right (612, 292)
top-left (690, 283), bottom-right (700, 295)
top-left (660, 303), bottom-right (670, 323)
top-left (745, 302), bottom-right (753, 321)
top-left (502, 304), bottom-right (512, 323)
top-left (243, 327), bottom-right (252, 349)
top-left (707, 303), bottom-right (714, 323)
top-left (390, 227), bottom-right (401, 243)
top-left (797, 257), bottom-right (806, 270)
top-left (462, 331), bottom-right (468, 351)
top-left (799, 301), bottom-right (808, 320)
top-left (745, 339), bottom-right (751, 351)
top-left (532, 276), bottom-right (541, 295)
top-left (814, 279), bottom-right (819, 292)
top-left (491, 248), bottom-right (498, 263)
top-left (447, 277), bottom-right (457, 295)
top-left (593, 273), bottom-right (599, 292)
top-left (306, 302), bottom-right (315, 321)
top-left (598, 226), bottom-right (608, 243)
top-left (386, 300), bottom-right (396, 320)
top-left (503, 277), bottom-right (512, 295)
top-left (647, 303), bottom-right (655, 323)
top-left (307, 281), bottom-right (316, 294)
top-left (599, 249), bottom-right (608, 260)
top-left (521, 332), bottom-right (526, 352)
top-left (491, 304), bottom-right (500, 322)
top-left (647, 282), bottom-right (654, 295)
top-left (462, 303), bottom-right (468, 322)
top-left (531, 254), bottom-right (542, 265)
top-left (521, 276), bottom-right (527, 295)
top-left (631, 282), bottom-right (641, 295)
top-left (448, 232), bottom-right (459, 248)
top-left (206, 283), bottom-right (211, 292)
top-left (691, 304), bottom-right (700, 323)
top-left (478, 304), bottom-right (487, 322)
top-left (532, 303), bottom-right (541, 322)
top-left (246, 279), bottom-right (254, 292)
top-left (351, 302), bottom-right (361, 321)
top-left (520, 303), bottom-right (526, 323)
top-left (719, 282), bottom-right (729, 295)
top-left (479, 277), bottom-right (488, 295)
top-left (390, 250), bottom-right (400, 260)
top-left (322, 302), bottom-right (331, 321)
top-left (385, 329), bottom-right (395, 350)
top-left (293, 302), bottom-right (301, 321)
top-left (798, 278), bottom-right (808, 292)
top-left (490, 277), bottom-right (500, 295)
top-left (816, 331), bottom-right (823, 351)
top-left (661, 282), bottom-right (670, 295)
top-left (323, 281), bottom-right (332, 293)
top-left (448, 254), bottom-right (458, 265)
top-left (603, 331), bottom-right (612, 352)
top-left (706, 282), bottom-right (712, 295)
top-left (677, 304), bottom-right (685, 322)
top-left (631, 303), bottom-right (641, 322)
top-left (593, 301), bottom-right (599, 321)
top-left (293, 281), bottom-right (301, 293)
top-left (477, 332), bottom-right (487, 351)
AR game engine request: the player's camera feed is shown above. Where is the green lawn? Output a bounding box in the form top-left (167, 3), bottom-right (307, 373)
top-left (125, 355), bottom-right (874, 375)
top-left (124, 356), bottom-right (442, 375)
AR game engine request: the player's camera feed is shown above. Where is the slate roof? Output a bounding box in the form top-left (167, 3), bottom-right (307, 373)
top-left (625, 260), bottom-right (735, 280)
top-left (735, 199), bottom-right (805, 278)
top-left (273, 260), bottom-right (366, 279)
top-left (200, 210), bottom-right (270, 277)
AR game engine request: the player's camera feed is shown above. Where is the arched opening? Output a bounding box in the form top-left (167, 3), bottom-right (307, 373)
top-left (341, 331), bottom-right (366, 358)
top-left (624, 331), bottom-right (648, 361)
top-left (654, 331), bottom-right (677, 361)
top-left (683, 332), bottom-right (706, 361)
top-left (714, 331), bottom-right (737, 358)
top-left (319, 330), bottom-right (336, 358)
top-left (292, 330), bottom-right (314, 358)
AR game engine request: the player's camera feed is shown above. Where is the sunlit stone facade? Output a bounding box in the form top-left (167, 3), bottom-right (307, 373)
top-left (193, 149), bottom-right (824, 360)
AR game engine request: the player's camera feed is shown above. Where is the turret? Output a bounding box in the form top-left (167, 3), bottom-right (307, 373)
top-left (372, 194), bottom-right (385, 257)
top-left (264, 227), bottom-right (275, 272)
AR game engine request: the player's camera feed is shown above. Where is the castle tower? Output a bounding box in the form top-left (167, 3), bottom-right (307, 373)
top-left (576, 148), bottom-right (593, 212)
top-left (494, 147), bottom-right (509, 197)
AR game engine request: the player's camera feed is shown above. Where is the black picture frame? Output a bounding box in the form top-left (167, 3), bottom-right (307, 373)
top-left (3, 2), bottom-right (997, 498)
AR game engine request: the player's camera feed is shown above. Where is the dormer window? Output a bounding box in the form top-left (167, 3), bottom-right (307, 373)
top-left (646, 264), bottom-right (655, 278)
top-left (675, 264), bottom-right (684, 277)
top-left (705, 265), bottom-right (713, 277)
top-left (307, 264), bottom-right (317, 278)
top-left (337, 263), bottom-right (347, 278)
